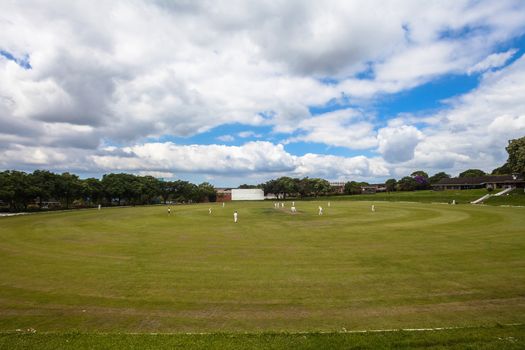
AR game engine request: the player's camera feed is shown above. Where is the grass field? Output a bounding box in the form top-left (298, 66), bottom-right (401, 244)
top-left (1, 200), bottom-right (524, 347)
top-left (1, 325), bottom-right (524, 349)
top-left (323, 188), bottom-right (525, 206)
top-left (324, 189), bottom-right (489, 204)
top-left (485, 188), bottom-right (525, 206)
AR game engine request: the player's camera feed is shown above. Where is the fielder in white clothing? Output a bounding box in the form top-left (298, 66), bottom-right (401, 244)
top-left (168, 207), bottom-right (171, 215)
top-left (318, 206), bottom-right (323, 215)
top-left (371, 205), bottom-right (375, 212)
top-left (291, 206), bottom-right (296, 213)
top-left (234, 211), bottom-right (238, 223)
top-left (209, 208), bottom-right (212, 214)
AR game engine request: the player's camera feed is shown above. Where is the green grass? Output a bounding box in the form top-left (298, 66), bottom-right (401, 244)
top-left (485, 188), bottom-right (525, 206)
top-left (324, 189), bottom-right (489, 204)
top-left (323, 188), bottom-right (525, 206)
top-left (1, 325), bottom-right (524, 349)
top-left (0, 201), bottom-right (524, 347)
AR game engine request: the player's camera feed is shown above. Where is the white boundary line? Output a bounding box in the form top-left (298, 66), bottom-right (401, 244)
top-left (1, 323), bottom-right (522, 335)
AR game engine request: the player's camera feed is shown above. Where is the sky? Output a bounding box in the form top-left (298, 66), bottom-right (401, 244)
top-left (1, 0), bottom-right (525, 186)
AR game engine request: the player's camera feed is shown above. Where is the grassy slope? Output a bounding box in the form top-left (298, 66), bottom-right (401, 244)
top-left (322, 188), bottom-right (525, 206)
top-left (1, 325), bottom-right (524, 350)
top-left (485, 188), bottom-right (525, 206)
top-left (323, 189), bottom-right (488, 204)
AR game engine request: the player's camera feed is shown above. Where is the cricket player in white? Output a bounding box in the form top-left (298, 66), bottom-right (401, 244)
top-left (209, 208), bottom-right (212, 214)
top-left (371, 205), bottom-right (375, 212)
top-left (291, 206), bottom-right (296, 213)
top-left (222, 202), bottom-right (225, 207)
top-left (168, 207), bottom-right (171, 215)
top-left (98, 204), bottom-right (101, 210)
top-left (318, 206), bottom-right (323, 215)
top-left (233, 211), bottom-right (238, 223)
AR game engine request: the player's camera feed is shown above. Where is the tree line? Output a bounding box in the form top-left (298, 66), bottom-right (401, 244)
top-left (1, 137), bottom-right (522, 212)
top-left (259, 177), bottom-right (332, 198)
top-left (0, 171), bottom-right (216, 212)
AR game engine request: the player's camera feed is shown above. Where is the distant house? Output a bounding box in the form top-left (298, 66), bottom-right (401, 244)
top-left (432, 175), bottom-right (525, 191)
top-left (361, 184), bottom-right (387, 194)
top-left (215, 188), bottom-right (232, 202)
top-left (329, 181), bottom-right (346, 194)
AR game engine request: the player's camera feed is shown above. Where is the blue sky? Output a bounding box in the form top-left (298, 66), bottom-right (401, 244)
top-left (1, 1), bottom-right (525, 186)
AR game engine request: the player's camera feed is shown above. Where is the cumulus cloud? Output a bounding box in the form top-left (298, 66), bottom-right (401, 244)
top-left (467, 49), bottom-right (518, 74)
top-left (91, 142), bottom-right (298, 175)
top-left (87, 141), bottom-right (388, 180)
top-left (286, 109), bottom-right (378, 149)
top-left (384, 53), bottom-right (525, 176)
top-left (1, 0), bottom-right (525, 182)
top-left (2, 0), bottom-right (524, 145)
top-left (216, 135), bottom-right (235, 142)
top-left (238, 131), bottom-right (261, 138)
top-left (377, 125), bottom-right (423, 163)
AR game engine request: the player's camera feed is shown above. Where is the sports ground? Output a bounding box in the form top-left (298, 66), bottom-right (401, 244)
top-left (0, 198), bottom-right (524, 348)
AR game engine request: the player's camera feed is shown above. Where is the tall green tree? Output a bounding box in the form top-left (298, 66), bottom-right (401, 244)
top-left (55, 172), bottom-right (82, 209)
top-left (101, 173), bottom-right (127, 205)
top-left (396, 176), bottom-right (418, 191)
top-left (197, 182), bottom-right (216, 202)
top-left (344, 181), bottom-right (362, 195)
top-left (411, 170), bottom-right (429, 178)
top-left (82, 178), bottom-right (103, 205)
top-left (139, 176), bottom-right (162, 204)
top-left (459, 169), bottom-right (486, 178)
top-left (491, 163), bottom-right (511, 175)
top-left (310, 178), bottom-right (331, 197)
top-left (429, 172), bottom-right (451, 184)
top-left (505, 136), bottom-right (525, 175)
top-left (31, 170), bottom-right (59, 206)
top-left (385, 178), bottom-right (397, 192)
top-left (0, 171), bottom-right (16, 210)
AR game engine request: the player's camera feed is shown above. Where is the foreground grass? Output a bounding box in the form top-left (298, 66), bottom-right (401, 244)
top-left (1, 325), bottom-right (523, 350)
top-left (0, 201), bottom-right (524, 335)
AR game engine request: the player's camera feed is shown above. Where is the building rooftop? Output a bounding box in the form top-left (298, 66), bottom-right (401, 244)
top-left (433, 175), bottom-right (524, 186)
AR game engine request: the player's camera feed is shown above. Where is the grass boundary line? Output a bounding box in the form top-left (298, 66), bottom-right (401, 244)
top-left (0, 323), bottom-right (523, 336)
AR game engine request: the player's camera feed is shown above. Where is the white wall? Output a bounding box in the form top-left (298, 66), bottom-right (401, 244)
top-left (231, 189), bottom-right (264, 201)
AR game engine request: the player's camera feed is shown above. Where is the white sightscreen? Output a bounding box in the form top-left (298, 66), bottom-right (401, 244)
top-left (231, 189), bottom-right (264, 201)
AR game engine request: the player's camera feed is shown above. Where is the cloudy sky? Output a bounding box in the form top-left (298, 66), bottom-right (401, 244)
top-left (1, 0), bottom-right (525, 186)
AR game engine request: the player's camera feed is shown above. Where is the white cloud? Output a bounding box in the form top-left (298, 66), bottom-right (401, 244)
top-left (216, 135), bottom-right (235, 142)
top-left (1, 0), bottom-right (525, 182)
top-left (1, 0), bottom-right (524, 148)
top-left (467, 49), bottom-right (518, 74)
top-left (286, 109), bottom-right (378, 149)
top-left (135, 171), bottom-right (175, 179)
top-left (238, 131), bottom-right (261, 138)
top-left (383, 53), bottom-right (525, 175)
top-left (87, 141), bottom-right (388, 180)
top-left (377, 125), bottom-right (423, 163)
